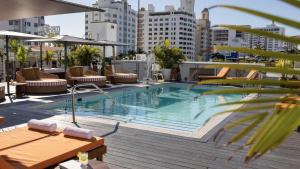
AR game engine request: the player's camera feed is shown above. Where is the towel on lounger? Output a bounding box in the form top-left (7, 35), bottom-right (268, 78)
top-left (27, 119), bottom-right (57, 132)
top-left (63, 127), bottom-right (93, 140)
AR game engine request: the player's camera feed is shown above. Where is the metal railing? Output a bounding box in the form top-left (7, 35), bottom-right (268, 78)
top-left (71, 83), bottom-right (114, 124)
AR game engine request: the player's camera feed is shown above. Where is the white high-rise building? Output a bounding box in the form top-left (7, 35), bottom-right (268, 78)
top-left (137, 0), bottom-right (196, 60)
top-left (180, 0), bottom-right (195, 13)
top-left (0, 17), bottom-right (45, 45)
top-left (251, 22), bottom-right (290, 51)
top-left (85, 0), bottom-right (137, 55)
top-left (40, 24), bottom-right (60, 37)
top-left (211, 25), bottom-right (251, 58)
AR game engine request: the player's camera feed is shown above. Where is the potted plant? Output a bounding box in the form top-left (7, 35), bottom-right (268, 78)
top-left (44, 50), bottom-right (54, 67)
top-left (153, 39), bottom-right (186, 80)
top-left (16, 45), bottom-right (27, 69)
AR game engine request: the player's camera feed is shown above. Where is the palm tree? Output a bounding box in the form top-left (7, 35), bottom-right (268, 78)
top-left (44, 50), bottom-right (54, 66)
top-left (16, 45), bottom-right (27, 69)
top-left (72, 45), bottom-right (102, 66)
top-left (197, 1), bottom-right (300, 162)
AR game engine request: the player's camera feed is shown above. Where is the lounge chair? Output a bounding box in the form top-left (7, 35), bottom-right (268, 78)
top-left (104, 65), bottom-right (138, 84)
top-left (0, 127), bottom-right (106, 169)
top-left (16, 68), bottom-right (67, 94)
top-left (66, 66), bottom-right (106, 87)
top-left (0, 85), bottom-right (4, 102)
top-left (198, 67), bottom-right (231, 81)
top-left (227, 70), bottom-right (258, 80)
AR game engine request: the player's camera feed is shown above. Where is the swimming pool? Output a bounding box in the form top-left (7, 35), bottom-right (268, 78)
top-left (44, 83), bottom-right (243, 132)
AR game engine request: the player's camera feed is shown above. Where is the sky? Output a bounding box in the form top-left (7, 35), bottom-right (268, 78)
top-left (46, 0), bottom-right (300, 37)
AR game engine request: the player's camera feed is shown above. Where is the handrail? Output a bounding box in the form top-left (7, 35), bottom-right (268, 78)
top-left (71, 83), bottom-right (114, 124)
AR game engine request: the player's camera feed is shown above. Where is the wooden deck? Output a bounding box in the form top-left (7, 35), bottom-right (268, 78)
top-left (0, 97), bottom-right (300, 169)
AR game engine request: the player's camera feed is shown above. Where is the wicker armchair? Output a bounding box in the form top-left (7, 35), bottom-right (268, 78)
top-left (66, 66), bottom-right (106, 87)
top-left (16, 68), bottom-right (67, 94)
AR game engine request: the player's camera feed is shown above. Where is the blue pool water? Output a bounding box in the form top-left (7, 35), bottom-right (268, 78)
top-left (45, 83), bottom-right (243, 132)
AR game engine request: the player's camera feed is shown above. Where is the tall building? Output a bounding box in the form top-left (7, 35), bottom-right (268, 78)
top-left (85, 0), bottom-right (137, 55)
top-left (137, 0), bottom-right (196, 60)
top-left (251, 22), bottom-right (290, 51)
top-left (40, 24), bottom-right (60, 37)
top-left (0, 17), bottom-right (45, 45)
top-left (211, 25), bottom-right (251, 58)
top-left (195, 8), bottom-right (211, 61)
top-left (180, 0), bottom-right (195, 12)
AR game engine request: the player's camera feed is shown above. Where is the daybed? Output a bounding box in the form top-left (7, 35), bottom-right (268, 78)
top-left (0, 127), bottom-right (106, 169)
top-left (104, 65), bottom-right (138, 84)
top-left (66, 66), bottom-right (106, 87)
top-left (16, 68), bottom-right (67, 94)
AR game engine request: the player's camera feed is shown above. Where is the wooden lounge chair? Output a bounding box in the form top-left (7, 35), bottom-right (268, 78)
top-left (66, 66), bottom-right (106, 87)
top-left (227, 70), bottom-right (259, 80)
top-left (198, 67), bottom-right (231, 81)
top-left (16, 68), bottom-right (67, 94)
top-left (104, 65), bottom-right (138, 84)
top-left (0, 127), bottom-right (107, 169)
top-left (0, 85), bottom-right (4, 102)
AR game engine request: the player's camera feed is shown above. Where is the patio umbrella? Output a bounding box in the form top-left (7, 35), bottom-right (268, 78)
top-left (0, 30), bottom-right (45, 102)
top-left (0, 0), bottom-right (104, 21)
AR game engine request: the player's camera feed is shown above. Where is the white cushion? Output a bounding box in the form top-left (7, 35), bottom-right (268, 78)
top-left (115, 73), bottom-right (137, 78)
top-left (71, 76), bottom-right (106, 82)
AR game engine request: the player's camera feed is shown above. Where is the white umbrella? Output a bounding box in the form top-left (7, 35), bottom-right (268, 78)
top-left (0, 0), bottom-right (104, 21)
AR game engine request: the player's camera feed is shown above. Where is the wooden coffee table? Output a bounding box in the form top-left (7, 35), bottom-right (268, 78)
top-left (10, 82), bottom-right (27, 99)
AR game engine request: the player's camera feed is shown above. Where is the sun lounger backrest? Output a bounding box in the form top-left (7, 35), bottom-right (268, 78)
top-left (246, 70), bottom-right (258, 80)
top-left (217, 67), bottom-right (230, 77)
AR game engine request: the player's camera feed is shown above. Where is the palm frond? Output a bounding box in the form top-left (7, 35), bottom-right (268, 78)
top-left (203, 88), bottom-right (300, 95)
top-left (214, 46), bottom-right (300, 61)
top-left (217, 25), bottom-right (300, 45)
top-left (216, 97), bottom-right (284, 107)
top-left (210, 5), bottom-right (300, 29)
top-left (217, 105), bottom-right (275, 115)
top-left (198, 79), bottom-right (300, 87)
top-left (282, 0), bottom-right (300, 8)
top-left (205, 64), bottom-right (300, 76)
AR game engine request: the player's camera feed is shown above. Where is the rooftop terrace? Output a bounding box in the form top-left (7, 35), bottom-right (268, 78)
top-left (1, 87), bottom-right (299, 169)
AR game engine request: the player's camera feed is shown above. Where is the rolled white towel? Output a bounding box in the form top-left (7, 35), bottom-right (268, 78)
top-left (27, 119), bottom-right (57, 132)
top-left (63, 127), bottom-right (94, 140)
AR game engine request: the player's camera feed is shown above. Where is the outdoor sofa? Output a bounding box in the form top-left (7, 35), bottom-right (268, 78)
top-left (66, 66), bottom-right (106, 87)
top-left (16, 68), bottom-right (67, 94)
top-left (104, 65), bottom-right (138, 84)
top-left (0, 127), bottom-right (106, 169)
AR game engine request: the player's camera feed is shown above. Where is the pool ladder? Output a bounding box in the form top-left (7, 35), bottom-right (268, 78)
top-left (71, 83), bottom-right (115, 124)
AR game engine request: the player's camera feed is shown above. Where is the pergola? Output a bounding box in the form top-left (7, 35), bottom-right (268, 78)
top-left (0, 31), bottom-right (45, 102)
top-left (28, 35), bottom-right (106, 71)
top-left (0, 0), bottom-right (104, 102)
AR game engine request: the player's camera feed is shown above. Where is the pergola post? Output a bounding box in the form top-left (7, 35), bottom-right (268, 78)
top-left (40, 42), bottom-right (43, 70)
top-left (5, 35), bottom-right (12, 103)
top-left (64, 42), bottom-right (68, 72)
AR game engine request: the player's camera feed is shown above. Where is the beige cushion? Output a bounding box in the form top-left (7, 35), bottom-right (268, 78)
top-left (21, 68), bottom-right (40, 80)
top-left (69, 66), bottom-right (84, 77)
top-left (115, 73), bottom-right (137, 79)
